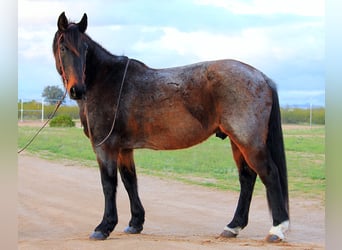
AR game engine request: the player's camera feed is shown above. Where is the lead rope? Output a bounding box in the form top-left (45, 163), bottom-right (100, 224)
top-left (18, 90), bottom-right (67, 154)
top-left (18, 34), bottom-right (69, 154)
top-left (86, 58), bottom-right (130, 148)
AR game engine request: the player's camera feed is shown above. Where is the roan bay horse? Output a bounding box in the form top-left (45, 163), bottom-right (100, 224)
top-left (53, 12), bottom-right (289, 243)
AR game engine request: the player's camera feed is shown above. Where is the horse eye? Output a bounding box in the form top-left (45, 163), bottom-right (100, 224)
top-left (60, 45), bottom-right (67, 52)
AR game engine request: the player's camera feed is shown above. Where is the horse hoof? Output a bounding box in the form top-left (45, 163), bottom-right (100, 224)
top-left (89, 231), bottom-right (108, 240)
top-left (265, 234), bottom-right (282, 243)
top-left (220, 230), bottom-right (237, 238)
top-left (124, 226), bottom-right (142, 234)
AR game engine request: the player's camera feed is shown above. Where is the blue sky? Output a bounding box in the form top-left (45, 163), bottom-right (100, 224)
top-left (18, 0), bottom-right (324, 107)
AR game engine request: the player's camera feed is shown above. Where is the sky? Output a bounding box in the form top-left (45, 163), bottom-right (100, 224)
top-left (18, 0), bottom-right (325, 107)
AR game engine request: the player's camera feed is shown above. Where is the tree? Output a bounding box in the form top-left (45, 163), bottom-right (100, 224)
top-left (42, 85), bottom-right (65, 105)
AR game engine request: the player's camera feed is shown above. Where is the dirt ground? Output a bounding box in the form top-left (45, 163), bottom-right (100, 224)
top-left (18, 154), bottom-right (325, 249)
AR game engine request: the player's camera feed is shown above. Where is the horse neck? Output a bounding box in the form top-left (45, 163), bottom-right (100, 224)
top-left (83, 38), bottom-right (129, 103)
top-left (87, 38), bottom-right (127, 72)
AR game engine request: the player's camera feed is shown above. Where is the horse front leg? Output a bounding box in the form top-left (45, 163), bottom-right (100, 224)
top-left (90, 149), bottom-right (119, 240)
top-left (118, 149), bottom-right (145, 234)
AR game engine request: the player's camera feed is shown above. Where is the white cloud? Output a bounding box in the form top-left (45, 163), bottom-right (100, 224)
top-left (132, 20), bottom-right (323, 70)
top-left (195, 0), bottom-right (324, 17)
top-left (284, 90), bottom-right (325, 97)
top-left (133, 27), bottom-right (269, 64)
top-left (18, 27), bottom-right (54, 61)
top-left (19, 0), bottom-right (63, 24)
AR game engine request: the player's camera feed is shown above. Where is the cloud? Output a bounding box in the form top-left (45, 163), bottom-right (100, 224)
top-left (18, 27), bottom-right (55, 61)
top-left (131, 19), bottom-right (323, 71)
top-left (195, 0), bottom-right (324, 17)
top-left (133, 27), bottom-right (268, 65)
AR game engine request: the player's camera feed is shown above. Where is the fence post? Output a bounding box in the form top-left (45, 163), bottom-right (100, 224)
top-left (20, 99), bottom-right (23, 122)
top-left (310, 102), bottom-right (312, 128)
top-left (41, 98), bottom-right (44, 122)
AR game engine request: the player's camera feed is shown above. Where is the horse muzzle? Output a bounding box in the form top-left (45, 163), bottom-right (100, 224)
top-left (69, 84), bottom-right (86, 100)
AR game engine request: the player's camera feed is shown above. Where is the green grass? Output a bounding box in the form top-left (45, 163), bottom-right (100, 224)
top-left (18, 124), bottom-right (325, 200)
top-left (18, 126), bottom-right (97, 167)
top-left (282, 126), bottom-right (325, 199)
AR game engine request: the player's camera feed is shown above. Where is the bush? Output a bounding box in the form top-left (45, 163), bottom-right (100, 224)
top-left (50, 115), bottom-right (75, 127)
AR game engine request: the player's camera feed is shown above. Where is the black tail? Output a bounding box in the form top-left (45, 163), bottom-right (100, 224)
top-left (265, 78), bottom-right (289, 216)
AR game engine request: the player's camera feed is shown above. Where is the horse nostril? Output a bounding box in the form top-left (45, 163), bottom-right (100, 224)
top-left (70, 87), bottom-right (77, 99)
top-left (69, 85), bottom-right (86, 100)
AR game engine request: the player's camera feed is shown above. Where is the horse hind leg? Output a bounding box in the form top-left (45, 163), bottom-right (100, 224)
top-left (243, 146), bottom-right (289, 242)
top-left (221, 141), bottom-right (257, 238)
top-left (118, 149), bottom-right (145, 234)
top-left (258, 152), bottom-right (289, 242)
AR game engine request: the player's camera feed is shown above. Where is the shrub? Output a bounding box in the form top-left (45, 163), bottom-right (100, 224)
top-left (50, 115), bottom-right (75, 127)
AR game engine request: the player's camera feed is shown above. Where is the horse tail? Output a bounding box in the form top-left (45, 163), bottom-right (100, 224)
top-left (265, 77), bottom-right (289, 216)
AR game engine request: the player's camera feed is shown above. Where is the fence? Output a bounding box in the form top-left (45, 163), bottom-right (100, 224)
top-left (18, 99), bottom-right (79, 121)
top-left (281, 106), bottom-right (325, 125)
top-left (18, 99), bottom-right (325, 125)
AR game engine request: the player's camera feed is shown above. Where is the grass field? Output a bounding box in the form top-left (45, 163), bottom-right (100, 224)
top-left (18, 124), bottom-right (325, 200)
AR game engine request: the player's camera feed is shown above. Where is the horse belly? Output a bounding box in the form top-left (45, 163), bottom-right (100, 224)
top-left (145, 122), bottom-right (214, 150)
top-left (129, 104), bottom-right (216, 150)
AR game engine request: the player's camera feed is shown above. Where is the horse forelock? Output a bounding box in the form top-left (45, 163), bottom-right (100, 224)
top-left (55, 25), bottom-right (86, 57)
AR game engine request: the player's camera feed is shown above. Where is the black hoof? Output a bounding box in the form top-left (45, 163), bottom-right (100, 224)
top-left (89, 231), bottom-right (108, 240)
top-left (220, 230), bottom-right (238, 238)
top-left (265, 234), bottom-right (282, 243)
top-left (124, 226), bottom-right (143, 234)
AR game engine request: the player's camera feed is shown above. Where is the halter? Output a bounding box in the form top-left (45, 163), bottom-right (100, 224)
top-left (85, 58), bottom-right (130, 148)
top-left (57, 34), bottom-right (68, 87)
top-left (56, 33), bottom-right (87, 91)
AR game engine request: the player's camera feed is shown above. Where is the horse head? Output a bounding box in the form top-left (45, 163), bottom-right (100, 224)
top-left (53, 12), bottom-right (88, 100)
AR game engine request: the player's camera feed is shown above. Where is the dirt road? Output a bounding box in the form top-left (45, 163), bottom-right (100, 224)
top-left (18, 154), bottom-right (324, 249)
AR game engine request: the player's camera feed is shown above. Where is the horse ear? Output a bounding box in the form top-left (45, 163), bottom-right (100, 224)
top-left (57, 12), bottom-right (68, 31)
top-left (78, 13), bottom-right (88, 33)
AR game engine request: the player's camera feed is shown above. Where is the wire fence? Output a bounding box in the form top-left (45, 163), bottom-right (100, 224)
top-left (18, 99), bottom-right (325, 125)
top-left (18, 99), bottom-right (79, 122)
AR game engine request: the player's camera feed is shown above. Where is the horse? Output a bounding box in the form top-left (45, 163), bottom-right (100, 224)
top-left (53, 12), bottom-right (289, 243)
